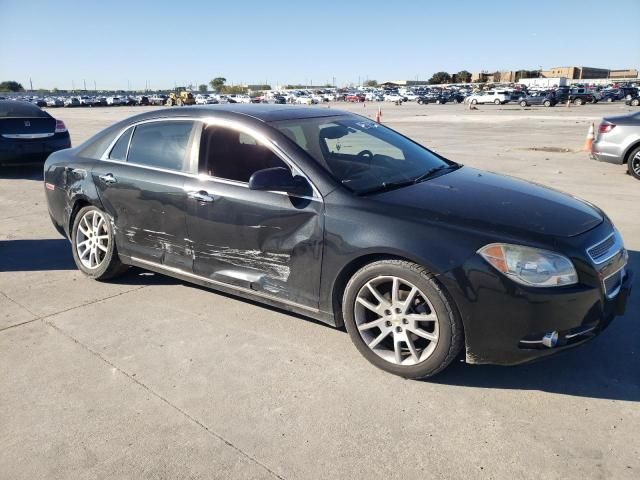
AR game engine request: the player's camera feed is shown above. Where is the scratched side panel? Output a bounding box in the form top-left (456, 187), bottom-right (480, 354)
top-left (92, 163), bottom-right (192, 271)
top-left (183, 178), bottom-right (323, 308)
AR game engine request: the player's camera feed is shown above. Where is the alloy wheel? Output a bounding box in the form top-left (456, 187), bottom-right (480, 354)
top-left (354, 276), bottom-right (439, 366)
top-left (632, 152), bottom-right (640, 176)
top-left (75, 210), bottom-right (110, 269)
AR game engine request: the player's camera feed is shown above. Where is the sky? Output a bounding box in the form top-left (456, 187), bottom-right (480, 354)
top-left (1, 0), bottom-right (639, 90)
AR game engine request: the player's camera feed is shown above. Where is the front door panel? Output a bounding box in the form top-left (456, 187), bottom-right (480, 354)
top-left (183, 177), bottom-right (323, 308)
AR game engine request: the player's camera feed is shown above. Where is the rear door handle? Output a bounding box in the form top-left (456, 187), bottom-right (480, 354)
top-left (99, 173), bottom-right (117, 184)
top-left (188, 190), bottom-right (214, 203)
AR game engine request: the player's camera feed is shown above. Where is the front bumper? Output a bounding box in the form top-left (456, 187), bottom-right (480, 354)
top-left (439, 251), bottom-right (632, 366)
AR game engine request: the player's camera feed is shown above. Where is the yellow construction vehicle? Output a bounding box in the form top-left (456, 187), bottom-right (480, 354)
top-left (165, 90), bottom-right (195, 106)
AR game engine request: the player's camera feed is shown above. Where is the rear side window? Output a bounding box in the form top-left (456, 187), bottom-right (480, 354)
top-left (127, 121), bottom-right (194, 171)
top-left (108, 127), bottom-right (133, 161)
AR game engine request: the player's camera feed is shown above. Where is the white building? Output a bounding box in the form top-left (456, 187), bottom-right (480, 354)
top-left (519, 77), bottom-right (568, 88)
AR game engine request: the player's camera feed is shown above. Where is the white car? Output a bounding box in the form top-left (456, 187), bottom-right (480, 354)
top-left (106, 96), bottom-right (122, 106)
top-left (295, 95), bottom-right (314, 105)
top-left (384, 93), bottom-right (405, 102)
top-left (403, 92), bottom-right (419, 101)
top-left (468, 90), bottom-right (511, 105)
top-left (195, 94), bottom-right (209, 105)
top-left (231, 94), bottom-right (251, 104)
top-left (311, 93), bottom-right (325, 103)
top-left (365, 92), bottom-right (384, 101)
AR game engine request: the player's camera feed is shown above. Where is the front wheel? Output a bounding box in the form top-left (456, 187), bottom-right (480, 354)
top-left (631, 98), bottom-right (640, 107)
top-left (628, 147), bottom-right (640, 180)
top-left (71, 206), bottom-right (127, 280)
top-left (471, 99), bottom-right (477, 105)
top-left (520, 100), bottom-right (527, 107)
top-left (543, 100), bottom-right (551, 107)
top-left (574, 98), bottom-right (584, 105)
top-left (494, 99), bottom-right (501, 105)
top-left (342, 260), bottom-right (463, 379)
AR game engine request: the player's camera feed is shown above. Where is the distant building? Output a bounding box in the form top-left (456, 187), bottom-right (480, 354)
top-left (609, 69), bottom-right (638, 79)
top-left (541, 66), bottom-right (609, 80)
top-left (379, 80), bottom-right (429, 87)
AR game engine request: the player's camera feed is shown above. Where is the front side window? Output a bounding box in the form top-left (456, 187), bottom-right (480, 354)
top-left (127, 121), bottom-right (194, 171)
top-left (271, 115), bottom-right (453, 194)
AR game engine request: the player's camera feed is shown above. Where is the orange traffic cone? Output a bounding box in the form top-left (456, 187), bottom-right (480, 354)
top-left (582, 123), bottom-right (595, 151)
top-left (375, 106), bottom-right (382, 123)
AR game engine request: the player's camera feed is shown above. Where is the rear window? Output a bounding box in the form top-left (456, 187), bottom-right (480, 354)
top-left (0, 101), bottom-right (49, 118)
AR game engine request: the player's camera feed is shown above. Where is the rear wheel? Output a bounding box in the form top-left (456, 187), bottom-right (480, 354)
top-left (628, 147), bottom-right (640, 180)
top-left (607, 97), bottom-right (613, 103)
top-left (471, 99), bottom-right (477, 105)
top-left (543, 100), bottom-right (551, 107)
top-left (631, 98), bottom-right (640, 107)
top-left (520, 100), bottom-right (527, 107)
top-left (494, 99), bottom-right (501, 105)
top-left (71, 206), bottom-right (127, 280)
top-left (574, 97), bottom-right (584, 105)
top-left (342, 260), bottom-right (463, 379)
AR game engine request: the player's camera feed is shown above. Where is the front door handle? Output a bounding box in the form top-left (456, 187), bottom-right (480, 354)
top-left (188, 190), bottom-right (214, 203)
top-left (99, 173), bottom-right (117, 184)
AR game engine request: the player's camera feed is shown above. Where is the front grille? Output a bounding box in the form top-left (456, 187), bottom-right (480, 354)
top-left (603, 267), bottom-right (625, 299)
top-left (587, 233), bottom-right (620, 264)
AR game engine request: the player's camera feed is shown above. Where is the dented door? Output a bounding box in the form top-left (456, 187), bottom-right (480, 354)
top-left (183, 177), bottom-right (323, 308)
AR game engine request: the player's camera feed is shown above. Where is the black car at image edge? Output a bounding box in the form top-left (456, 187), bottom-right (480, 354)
top-left (0, 100), bottom-right (71, 165)
top-left (42, 105), bottom-right (632, 378)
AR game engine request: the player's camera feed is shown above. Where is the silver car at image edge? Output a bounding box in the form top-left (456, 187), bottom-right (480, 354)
top-left (591, 111), bottom-right (640, 180)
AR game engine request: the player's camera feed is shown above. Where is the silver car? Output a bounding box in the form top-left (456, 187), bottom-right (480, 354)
top-left (591, 112), bottom-right (640, 180)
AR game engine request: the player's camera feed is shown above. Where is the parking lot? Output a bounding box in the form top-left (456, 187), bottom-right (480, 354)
top-left (1, 102), bottom-right (639, 479)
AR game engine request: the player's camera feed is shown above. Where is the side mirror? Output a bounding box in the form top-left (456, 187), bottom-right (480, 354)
top-left (249, 167), bottom-right (312, 197)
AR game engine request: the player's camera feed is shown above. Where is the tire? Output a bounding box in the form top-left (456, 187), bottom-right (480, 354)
top-left (417, 99), bottom-right (423, 105)
top-left (342, 260), bottom-right (463, 379)
top-left (471, 99), bottom-right (477, 105)
top-left (494, 99), bottom-right (501, 105)
top-left (71, 206), bottom-right (128, 281)
top-left (628, 146), bottom-right (640, 180)
top-left (607, 97), bottom-right (613, 103)
top-left (520, 100), bottom-right (527, 107)
top-left (435, 100), bottom-right (440, 104)
top-left (543, 100), bottom-right (551, 107)
top-left (574, 98), bottom-right (584, 105)
top-left (631, 98), bottom-right (640, 107)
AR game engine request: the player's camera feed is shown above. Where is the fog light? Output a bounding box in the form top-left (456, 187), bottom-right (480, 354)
top-left (542, 331), bottom-right (559, 348)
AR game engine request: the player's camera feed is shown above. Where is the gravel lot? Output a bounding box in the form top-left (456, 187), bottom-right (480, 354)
top-left (1, 102), bottom-right (638, 480)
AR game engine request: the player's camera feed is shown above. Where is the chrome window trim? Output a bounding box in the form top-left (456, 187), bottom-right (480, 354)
top-left (98, 115), bottom-right (322, 201)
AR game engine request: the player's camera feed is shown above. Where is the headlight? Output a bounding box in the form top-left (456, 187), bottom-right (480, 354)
top-left (477, 243), bottom-right (578, 287)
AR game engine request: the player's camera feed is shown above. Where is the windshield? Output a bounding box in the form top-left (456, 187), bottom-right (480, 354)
top-left (271, 115), bottom-right (453, 194)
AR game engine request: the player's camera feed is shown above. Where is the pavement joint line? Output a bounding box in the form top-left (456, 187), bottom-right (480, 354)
top-left (0, 285), bottom-right (147, 333)
top-left (0, 210), bottom-right (44, 221)
top-left (42, 318), bottom-right (287, 480)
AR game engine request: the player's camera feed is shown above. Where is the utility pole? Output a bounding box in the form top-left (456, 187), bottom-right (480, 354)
top-left (83, 79), bottom-right (86, 91)
top-left (29, 78), bottom-right (33, 91)
top-left (94, 80), bottom-right (96, 92)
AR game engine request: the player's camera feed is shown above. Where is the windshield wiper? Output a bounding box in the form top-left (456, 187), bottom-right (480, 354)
top-left (356, 178), bottom-right (417, 196)
top-left (413, 164), bottom-right (461, 184)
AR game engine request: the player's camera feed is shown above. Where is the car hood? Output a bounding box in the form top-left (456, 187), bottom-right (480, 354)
top-left (372, 167), bottom-right (603, 237)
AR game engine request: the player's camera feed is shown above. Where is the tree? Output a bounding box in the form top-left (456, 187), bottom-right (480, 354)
top-left (453, 70), bottom-right (472, 83)
top-left (364, 79), bottom-right (378, 87)
top-left (198, 84), bottom-right (208, 93)
top-left (209, 77), bottom-right (227, 92)
top-left (428, 72), bottom-right (451, 85)
top-left (0, 81), bottom-right (24, 92)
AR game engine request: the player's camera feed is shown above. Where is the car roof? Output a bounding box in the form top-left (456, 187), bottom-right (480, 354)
top-left (143, 104), bottom-right (349, 123)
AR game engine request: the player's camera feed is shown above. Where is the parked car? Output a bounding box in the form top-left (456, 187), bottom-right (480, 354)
top-left (554, 88), bottom-right (596, 105)
top-left (591, 111), bottom-right (640, 180)
top-left (416, 95), bottom-right (447, 105)
top-left (45, 97), bottom-right (64, 108)
top-left (149, 94), bottom-right (167, 106)
top-left (106, 96), bottom-right (122, 106)
top-left (43, 105), bottom-right (631, 379)
top-left (346, 93), bottom-right (365, 102)
top-left (625, 95), bottom-right (640, 107)
top-left (0, 100), bottom-right (71, 165)
top-left (518, 91), bottom-right (558, 107)
top-left (384, 93), bottom-right (404, 102)
top-left (443, 93), bottom-right (465, 104)
top-left (468, 90), bottom-right (510, 105)
top-left (64, 97), bottom-right (80, 107)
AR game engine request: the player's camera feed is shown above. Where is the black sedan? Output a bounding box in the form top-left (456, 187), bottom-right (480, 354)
top-left (43, 105), bottom-right (632, 378)
top-left (518, 91), bottom-right (558, 107)
top-left (1, 100), bottom-right (71, 165)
